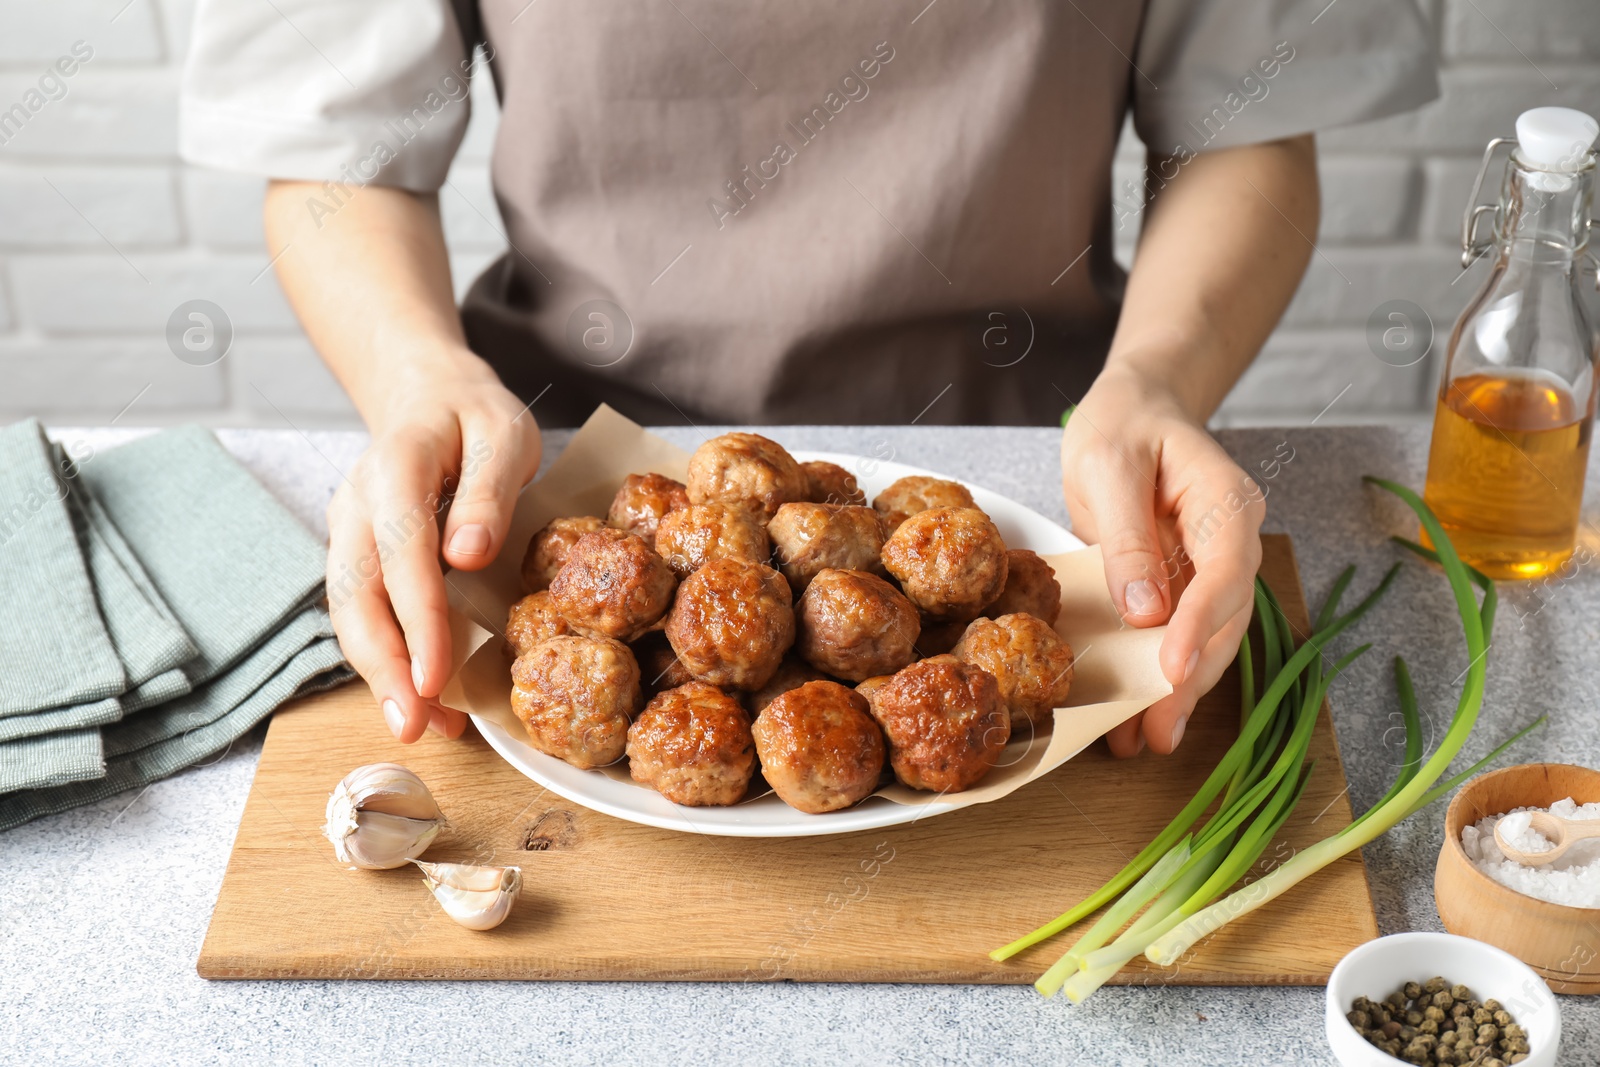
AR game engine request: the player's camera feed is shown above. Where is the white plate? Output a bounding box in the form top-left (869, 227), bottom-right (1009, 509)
top-left (473, 451), bottom-right (1085, 838)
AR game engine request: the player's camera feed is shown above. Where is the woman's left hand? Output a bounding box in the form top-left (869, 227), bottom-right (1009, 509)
top-left (1060, 362), bottom-right (1266, 757)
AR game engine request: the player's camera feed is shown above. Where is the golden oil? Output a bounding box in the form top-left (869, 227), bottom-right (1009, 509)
top-left (1421, 371), bottom-right (1591, 579)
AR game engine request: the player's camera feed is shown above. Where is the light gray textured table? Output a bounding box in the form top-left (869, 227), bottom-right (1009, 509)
top-left (6, 424), bottom-right (1597, 1067)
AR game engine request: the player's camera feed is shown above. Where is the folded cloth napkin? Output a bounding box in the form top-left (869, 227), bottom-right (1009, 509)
top-left (0, 620), bottom-right (351, 832)
top-left (0, 421), bottom-right (349, 828)
top-left (0, 422), bottom-right (126, 721)
top-left (76, 424), bottom-right (328, 685)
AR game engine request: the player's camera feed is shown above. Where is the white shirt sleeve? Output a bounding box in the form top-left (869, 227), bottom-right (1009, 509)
top-left (179, 0), bottom-right (476, 192)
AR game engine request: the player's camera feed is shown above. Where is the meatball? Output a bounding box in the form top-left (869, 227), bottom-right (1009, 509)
top-left (768, 502), bottom-right (885, 592)
top-left (855, 674), bottom-right (893, 712)
top-left (795, 568), bottom-right (920, 682)
top-left (631, 630), bottom-right (695, 696)
top-left (951, 613), bottom-right (1074, 728)
top-left (520, 515), bottom-right (606, 593)
top-left (881, 507), bottom-right (1008, 621)
top-left (868, 655), bottom-right (1008, 792)
top-left (547, 528), bottom-right (676, 641)
top-left (753, 681), bottom-right (885, 814)
top-left (664, 557), bottom-right (794, 690)
top-left (686, 432), bottom-right (806, 524)
top-left (984, 549), bottom-right (1062, 626)
top-left (627, 681), bottom-right (756, 806)
top-left (654, 503), bottom-right (770, 579)
top-left (872, 475), bottom-right (976, 533)
top-left (800, 460), bottom-right (866, 506)
top-left (510, 636), bottom-right (641, 769)
top-left (744, 655), bottom-right (831, 715)
top-left (505, 591), bottom-right (570, 658)
top-left (607, 472), bottom-right (690, 547)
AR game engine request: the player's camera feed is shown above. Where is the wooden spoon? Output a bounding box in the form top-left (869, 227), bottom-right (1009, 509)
top-left (1493, 810), bottom-right (1600, 867)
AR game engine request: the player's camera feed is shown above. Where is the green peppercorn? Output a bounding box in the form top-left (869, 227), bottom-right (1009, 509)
top-left (1473, 1006), bottom-right (1493, 1025)
top-left (1404, 981), bottom-right (1424, 1000)
top-left (1434, 991), bottom-right (1456, 1010)
top-left (1482, 999), bottom-right (1502, 1012)
top-left (1419, 1020), bottom-right (1439, 1036)
top-left (1451, 984), bottom-right (1471, 1001)
top-left (1502, 1023), bottom-right (1525, 1040)
top-left (1426, 977), bottom-right (1448, 994)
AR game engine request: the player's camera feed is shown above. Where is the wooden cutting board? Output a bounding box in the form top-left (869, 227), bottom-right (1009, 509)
top-left (198, 533), bottom-right (1378, 983)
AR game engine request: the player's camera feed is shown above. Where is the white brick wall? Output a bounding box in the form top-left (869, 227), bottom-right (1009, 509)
top-left (0, 0), bottom-right (1596, 430)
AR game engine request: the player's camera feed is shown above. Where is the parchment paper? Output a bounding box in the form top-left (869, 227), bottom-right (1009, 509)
top-left (440, 404), bottom-right (1173, 814)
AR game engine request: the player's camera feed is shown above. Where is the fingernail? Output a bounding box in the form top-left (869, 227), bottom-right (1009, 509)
top-left (1170, 714), bottom-right (1189, 749)
top-left (427, 706), bottom-right (449, 737)
top-left (411, 655), bottom-right (425, 694)
top-left (448, 523), bottom-right (491, 557)
top-left (382, 698), bottom-right (406, 739)
top-left (1124, 579), bottom-right (1161, 617)
top-left (1182, 649), bottom-right (1199, 684)
top-left (1136, 733), bottom-right (1146, 755)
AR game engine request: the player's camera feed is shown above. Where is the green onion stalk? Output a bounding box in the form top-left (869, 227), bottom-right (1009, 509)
top-left (991, 477), bottom-right (1546, 999)
top-left (1143, 477), bottom-right (1493, 966)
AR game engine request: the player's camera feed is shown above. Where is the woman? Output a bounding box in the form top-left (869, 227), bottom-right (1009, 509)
top-left (180, 0), bottom-right (1436, 753)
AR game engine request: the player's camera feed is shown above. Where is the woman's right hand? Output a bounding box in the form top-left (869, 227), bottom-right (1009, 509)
top-left (324, 349), bottom-right (542, 743)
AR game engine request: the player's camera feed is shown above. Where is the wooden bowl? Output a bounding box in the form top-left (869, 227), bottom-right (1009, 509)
top-left (1436, 762), bottom-right (1600, 994)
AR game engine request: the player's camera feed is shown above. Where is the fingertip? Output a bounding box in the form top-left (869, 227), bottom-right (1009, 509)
top-left (443, 523), bottom-right (497, 570)
top-left (1105, 715), bottom-right (1144, 758)
top-left (383, 695), bottom-right (430, 744)
top-left (428, 704), bottom-right (469, 739)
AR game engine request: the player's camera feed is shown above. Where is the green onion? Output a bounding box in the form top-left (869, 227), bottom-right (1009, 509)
top-left (1144, 477), bottom-right (1490, 966)
top-left (994, 477), bottom-right (1545, 1000)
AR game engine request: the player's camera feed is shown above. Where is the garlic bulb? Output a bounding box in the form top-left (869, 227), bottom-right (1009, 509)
top-left (414, 860), bottom-right (522, 931)
top-left (324, 763), bottom-right (445, 869)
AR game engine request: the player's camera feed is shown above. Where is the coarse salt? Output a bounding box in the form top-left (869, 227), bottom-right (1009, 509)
top-left (1460, 796), bottom-right (1600, 909)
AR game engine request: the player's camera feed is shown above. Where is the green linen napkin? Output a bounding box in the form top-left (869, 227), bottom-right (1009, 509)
top-left (69, 479), bottom-right (197, 711)
top-left (0, 421), bottom-right (126, 717)
top-left (76, 424), bottom-right (328, 685)
top-left (0, 433), bottom-right (198, 752)
top-left (0, 422), bottom-right (350, 828)
top-left (0, 728), bottom-right (105, 794)
top-left (0, 635), bottom-right (351, 832)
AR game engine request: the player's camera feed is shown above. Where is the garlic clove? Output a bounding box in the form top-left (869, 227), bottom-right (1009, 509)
top-left (324, 763), bottom-right (446, 869)
top-left (335, 810), bottom-right (443, 869)
top-left (414, 860), bottom-right (522, 930)
top-left (331, 762), bottom-right (444, 822)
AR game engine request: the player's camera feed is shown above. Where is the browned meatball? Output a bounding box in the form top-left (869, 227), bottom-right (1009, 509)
top-left (654, 503), bottom-right (770, 579)
top-left (951, 613), bottom-right (1074, 728)
top-left (800, 460), bottom-right (867, 506)
top-left (984, 549), bottom-right (1062, 626)
top-left (548, 528), bottom-right (676, 641)
top-left (855, 674), bottom-right (893, 712)
top-left (665, 557), bottom-right (794, 690)
top-left (881, 507), bottom-right (1009, 622)
top-left (505, 591), bottom-right (570, 658)
top-left (872, 475), bottom-right (976, 533)
top-left (744, 655), bottom-right (831, 715)
top-left (607, 472), bottom-right (690, 548)
top-left (753, 681), bottom-right (885, 814)
top-left (686, 432), bottom-right (806, 524)
top-left (520, 515), bottom-right (606, 593)
top-left (626, 681), bottom-right (755, 806)
top-left (795, 568), bottom-right (920, 682)
top-left (768, 502), bottom-right (885, 592)
top-left (630, 630), bottom-right (695, 696)
top-left (510, 636), bottom-right (641, 769)
top-left (868, 655), bottom-right (1008, 792)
